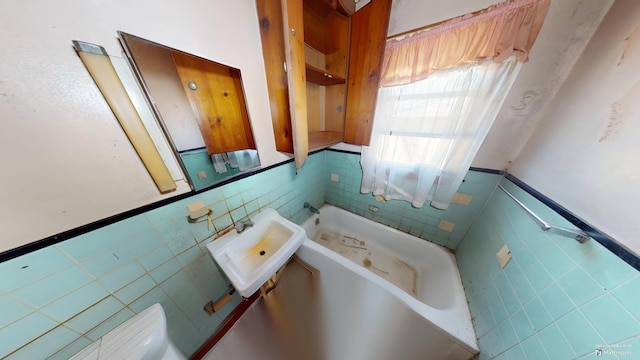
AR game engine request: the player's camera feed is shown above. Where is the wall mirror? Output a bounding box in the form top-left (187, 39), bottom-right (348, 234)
top-left (118, 32), bottom-right (260, 191)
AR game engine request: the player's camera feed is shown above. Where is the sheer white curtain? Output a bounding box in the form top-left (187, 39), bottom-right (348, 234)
top-left (361, 56), bottom-right (521, 209)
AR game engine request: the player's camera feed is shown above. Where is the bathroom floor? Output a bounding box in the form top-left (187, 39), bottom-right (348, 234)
top-left (202, 258), bottom-right (324, 360)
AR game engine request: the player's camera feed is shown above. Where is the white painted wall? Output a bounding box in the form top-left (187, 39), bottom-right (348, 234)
top-left (510, 0), bottom-right (640, 256)
top-left (0, 0), bottom-right (287, 253)
top-left (474, 0), bottom-right (613, 169)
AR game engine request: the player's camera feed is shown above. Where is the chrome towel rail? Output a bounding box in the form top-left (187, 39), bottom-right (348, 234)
top-left (497, 185), bottom-right (590, 243)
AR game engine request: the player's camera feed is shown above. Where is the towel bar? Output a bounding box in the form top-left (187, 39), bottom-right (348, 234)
top-left (498, 185), bottom-right (590, 243)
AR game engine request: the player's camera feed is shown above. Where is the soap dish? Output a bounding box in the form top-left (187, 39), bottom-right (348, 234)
top-left (186, 209), bottom-right (213, 223)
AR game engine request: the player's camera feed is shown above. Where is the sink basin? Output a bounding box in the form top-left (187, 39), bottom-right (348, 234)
top-left (206, 208), bottom-right (306, 297)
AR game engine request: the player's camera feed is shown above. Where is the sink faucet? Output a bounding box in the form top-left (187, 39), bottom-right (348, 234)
top-left (234, 218), bottom-right (254, 234)
top-left (304, 202), bottom-right (320, 214)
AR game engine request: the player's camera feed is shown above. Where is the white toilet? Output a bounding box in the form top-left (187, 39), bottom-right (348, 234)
top-left (71, 303), bottom-right (186, 360)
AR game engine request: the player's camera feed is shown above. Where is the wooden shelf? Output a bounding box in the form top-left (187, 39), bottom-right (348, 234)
top-left (309, 130), bottom-right (343, 150)
top-left (306, 64), bottom-right (345, 85)
top-left (303, 0), bottom-right (348, 54)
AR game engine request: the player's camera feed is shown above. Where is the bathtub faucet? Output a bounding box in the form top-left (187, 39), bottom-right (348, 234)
top-left (304, 202), bottom-right (320, 214)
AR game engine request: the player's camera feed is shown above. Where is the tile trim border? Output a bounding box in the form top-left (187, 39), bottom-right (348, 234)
top-left (0, 149), bottom-right (324, 263)
top-left (10, 147), bottom-right (634, 273)
top-left (0, 148), bottom-right (505, 263)
top-left (506, 174), bottom-right (640, 271)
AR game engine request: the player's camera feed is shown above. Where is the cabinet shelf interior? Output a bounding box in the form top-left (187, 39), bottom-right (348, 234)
top-left (306, 63), bottom-right (345, 85)
top-left (308, 130), bottom-right (343, 150)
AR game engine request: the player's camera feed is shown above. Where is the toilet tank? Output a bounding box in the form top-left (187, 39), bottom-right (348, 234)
top-left (70, 303), bottom-right (180, 360)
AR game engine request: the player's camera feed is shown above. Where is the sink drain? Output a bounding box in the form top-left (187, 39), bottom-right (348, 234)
top-left (260, 250), bottom-right (266, 256)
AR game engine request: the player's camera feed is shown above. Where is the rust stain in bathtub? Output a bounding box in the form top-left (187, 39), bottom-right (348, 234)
top-left (600, 81), bottom-right (640, 142)
top-left (617, 26), bottom-right (640, 66)
top-left (401, 259), bottom-right (418, 295)
top-left (601, 102), bottom-right (622, 143)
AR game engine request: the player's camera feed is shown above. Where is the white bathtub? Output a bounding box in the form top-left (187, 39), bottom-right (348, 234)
top-left (296, 204), bottom-right (479, 359)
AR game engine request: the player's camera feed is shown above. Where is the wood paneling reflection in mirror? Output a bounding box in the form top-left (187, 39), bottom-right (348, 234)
top-left (172, 51), bottom-right (256, 154)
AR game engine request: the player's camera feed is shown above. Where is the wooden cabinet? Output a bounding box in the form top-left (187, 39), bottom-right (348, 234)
top-left (257, 0), bottom-right (391, 168)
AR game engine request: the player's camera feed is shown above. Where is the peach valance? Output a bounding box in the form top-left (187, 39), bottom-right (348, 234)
top-left (380, 0), bottom-right (550, 87)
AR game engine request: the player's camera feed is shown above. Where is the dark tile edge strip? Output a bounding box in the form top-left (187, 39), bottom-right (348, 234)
top-left (469, 167), bottom-right (505, 175)
top-left (0, 147), bottom-right (508, 264)
top-left (325, 148), bottom-right (361, 155)
top-left (178, 146), bottom-right (207, 154)
top-left (505, 174), bottom-right (640, 271)
top-left (0, 151), bottom-right (324, 263)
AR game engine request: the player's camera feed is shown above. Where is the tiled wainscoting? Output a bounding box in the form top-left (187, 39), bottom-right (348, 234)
top-left (324, 150), bottom-right (502, 250)
top-left (0, 152), bottom-right (325, 359)
top-left (1, 149), bottom-right (638, 360)
top-left (457, 178), bottom-right (640, 359)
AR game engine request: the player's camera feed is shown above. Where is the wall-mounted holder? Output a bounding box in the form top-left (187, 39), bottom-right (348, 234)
top-left (186, 201), bottom-right (210, 221)
top-left (203, 287), bottom-right (236, 315)
top-left (186, 201), bottom-right (213, 234)
top-left (498, 185), bottom-right (590, 243)
top-left (186, 209), bottom-right (213, 224)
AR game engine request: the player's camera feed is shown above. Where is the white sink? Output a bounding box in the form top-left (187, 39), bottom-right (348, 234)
top-left (206, 208), bottom-right (306, 297)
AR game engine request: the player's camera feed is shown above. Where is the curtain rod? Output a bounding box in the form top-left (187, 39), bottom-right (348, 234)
top-left (386, 0), bottom-right (544, 40)
top-left (387, 18), bottom-right (449, 40)
top-left (386, 1), bottom-right (494, 40)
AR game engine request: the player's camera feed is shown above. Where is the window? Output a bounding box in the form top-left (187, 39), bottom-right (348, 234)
top-left (361, 56), bottom-right (521, 209)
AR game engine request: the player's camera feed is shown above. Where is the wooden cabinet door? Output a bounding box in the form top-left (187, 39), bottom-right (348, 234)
top-left (257, 0), bottom-right (309, 168)
top-left (344, 0), bottom-right (392, 146)
top-left (172, 51), bottom-right (256, 155)
top-left (282, 0), bottom-right (309, 168)
top-left (257, 0), bottom-right (293, 154)
top-left (258, 0), bottom-right (390, 163)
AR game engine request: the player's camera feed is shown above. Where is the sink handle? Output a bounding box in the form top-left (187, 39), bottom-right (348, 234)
top-left (235, 218), bottom-right (254, 234)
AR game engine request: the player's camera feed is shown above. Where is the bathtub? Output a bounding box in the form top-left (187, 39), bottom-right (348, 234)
top-left (296, 204), bottom-right (479, 360)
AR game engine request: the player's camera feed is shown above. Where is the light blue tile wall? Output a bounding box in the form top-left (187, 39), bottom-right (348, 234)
top-left (457, 178), bottom-right (640, 359)
top-left (324, 150), bottom-right (502, 249)
top-left (179, 148), bottom-right (243, 191)
top-left (0, 152), bottom-right (325, 359)
top-left (6, 149), bottom-right (638, 360)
